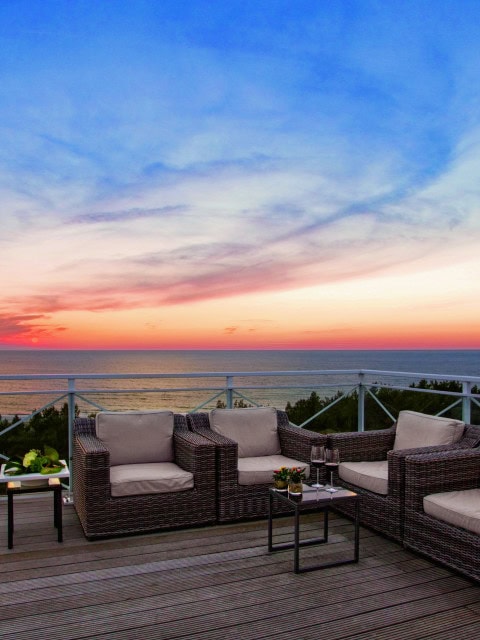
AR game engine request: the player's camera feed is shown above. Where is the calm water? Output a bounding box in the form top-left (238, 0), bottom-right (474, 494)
top-left (0, 349), bottom-right (479, 415)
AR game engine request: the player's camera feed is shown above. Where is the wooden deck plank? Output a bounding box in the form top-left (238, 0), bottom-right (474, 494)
top-left (340, 609), bottom-right (480, 640)
top-left (0, 565), bottom-right (462, 636)
top-left (0, 552), bottom-right (433, 617)
top-left (0, 515), bottom-right (358, 569)
top-left (11, 582), bottom-right (476, 640)
top-left (0, 495), bottom-right (478, 640)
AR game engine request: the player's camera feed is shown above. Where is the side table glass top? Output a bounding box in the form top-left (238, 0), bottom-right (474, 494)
top-left (272, 483), bottom-right (357, 505)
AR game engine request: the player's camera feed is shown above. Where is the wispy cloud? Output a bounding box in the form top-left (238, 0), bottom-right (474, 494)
top-left (71, 205), bottom-right (187, 225)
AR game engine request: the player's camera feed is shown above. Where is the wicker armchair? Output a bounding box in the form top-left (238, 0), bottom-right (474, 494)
top-left (328, 413), bottom-right (480, 542)
top-left (404, 448), bottom-right (480, 582)
top-left (187, 407), bottom-right (328, 522)
top-left (73, 412), bottom-right (216, 539)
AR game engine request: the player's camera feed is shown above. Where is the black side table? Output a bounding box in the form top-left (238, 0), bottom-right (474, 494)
top-left (268, 486), bottom-right (360, 573)
top-left (6, 478), bottom-right (64, 549)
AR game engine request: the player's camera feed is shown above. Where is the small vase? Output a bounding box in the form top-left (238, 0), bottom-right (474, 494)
top-left (288, 481), bottom-right (303, 495)
top-left (274, 479), bottom-right (288, 492)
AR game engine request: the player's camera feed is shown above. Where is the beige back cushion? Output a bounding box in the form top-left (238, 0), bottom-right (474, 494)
top-left (96, 410), bottom-right (175, 465)
top-left (393, 410), bottom-right (464, 451)
top-left (210, 407), bottom-right (281, 458)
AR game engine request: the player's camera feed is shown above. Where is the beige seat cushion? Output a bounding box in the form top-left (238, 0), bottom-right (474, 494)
top-left (96, 410), bottom-right (175, 465)
top-left (339, 461), bottom-right (389, 495)
top-left (393, 410), bottom-right (464, 451)
top-left (237, 454), bottom-right (310, 486)
top-left (110, 462), bottom-right (194, 497)
top-left (423, 488), bottom-right (480, 535)
top-left (210, 407), bottom-right (281, 458)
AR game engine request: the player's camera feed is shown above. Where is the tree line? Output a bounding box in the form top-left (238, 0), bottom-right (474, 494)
top-left (285, 380), bottom-right (480, 432)
top-left (0, 403), bottom-right (76, 463)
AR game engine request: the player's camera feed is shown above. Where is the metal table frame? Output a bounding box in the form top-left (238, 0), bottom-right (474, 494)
top-left (6, 478), bottom-right (64, 549)
top-left (268, 486), bottom-right (360, 573)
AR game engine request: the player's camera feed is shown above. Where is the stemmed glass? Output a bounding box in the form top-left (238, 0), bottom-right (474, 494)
top-left (310, 445), bottom-right (325, 488)
top-left (325, 448), bottom-right (340, 493)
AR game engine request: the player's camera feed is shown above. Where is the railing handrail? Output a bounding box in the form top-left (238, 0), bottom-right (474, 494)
top-left (1, 368), bottom-right (480, 382)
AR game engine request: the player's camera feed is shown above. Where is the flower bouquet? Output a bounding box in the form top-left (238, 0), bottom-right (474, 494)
top-left (272, 466), bottom-right (289, 491)
top-left (287, 466), bottom-right (306, 495)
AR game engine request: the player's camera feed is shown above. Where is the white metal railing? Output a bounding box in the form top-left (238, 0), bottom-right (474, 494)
top-left (1, 369), bottom-right (480, 495)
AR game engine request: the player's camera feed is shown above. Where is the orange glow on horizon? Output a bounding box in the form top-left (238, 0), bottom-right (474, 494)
top-left (4, 316), bottom-right (479, 351)
top-left (2, 257), bottom-right (480, 351)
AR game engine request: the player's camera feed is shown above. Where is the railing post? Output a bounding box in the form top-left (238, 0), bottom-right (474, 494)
top-left (358, 373), bottom-right (365, 432)
top-left (67, 377), bottom-right (76, 501)
top-left (226, 376), bottom-right (234, 408)
top-left (462, 381), bottom-right (472, 424)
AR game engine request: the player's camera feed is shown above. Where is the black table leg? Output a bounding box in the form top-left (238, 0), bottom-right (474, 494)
top-left (294, 505), bottom-right (300, 574)
top-left (54, 485), bottom-right (63, 542)
top-left (267, 491), bottom-right (273, 552)
top-left (354, 497), bottom-right (360, 562)
top-left (7, 490), bottom-right (13, 549)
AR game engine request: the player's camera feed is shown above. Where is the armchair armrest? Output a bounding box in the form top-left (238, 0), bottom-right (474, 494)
top-left (74, 417), bottom-right (96, 436)
top-left (329, 427), bottom-right (396, 461)
top-left (186, 412), bottom-right (239, 453)
top-left (174, 431), bottom-right (216, 492)
top-left (460, 423), bottom-right (480, 447)
top-left (187, 412), bottom-right (239, 486)
top-left (279, 423), bottom-right (328, 461)
top-left (404, 448), bottom-right (480, 511)
top-left (388, 441), bottom-right (478, 496)
top-left (73, 433), bottom-right (111, 502)
top-left (186, 412), bottom-right (211, 435)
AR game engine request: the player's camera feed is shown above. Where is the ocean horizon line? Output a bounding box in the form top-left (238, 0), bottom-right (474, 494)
top-left (1, 347), bottom-right (480, 352)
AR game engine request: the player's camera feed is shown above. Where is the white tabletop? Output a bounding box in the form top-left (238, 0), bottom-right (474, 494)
top-left (0, 461), bottom-right (70, 484)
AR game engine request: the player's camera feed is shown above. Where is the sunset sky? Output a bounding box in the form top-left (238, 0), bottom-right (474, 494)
top-left (1, 1), bottom-right (480, 350)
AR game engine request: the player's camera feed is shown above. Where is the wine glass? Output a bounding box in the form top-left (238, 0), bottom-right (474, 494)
top-left (310, 445), bottom-right (325, 488)
top-left (325, 448), bottom-right (340, 493)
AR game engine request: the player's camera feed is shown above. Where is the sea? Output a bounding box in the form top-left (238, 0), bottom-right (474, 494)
top-left (0, 349), bottom-right (479, 416)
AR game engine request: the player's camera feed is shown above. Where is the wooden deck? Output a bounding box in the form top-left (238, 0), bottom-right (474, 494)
top-left (0, 494), bottom-right (479, 640)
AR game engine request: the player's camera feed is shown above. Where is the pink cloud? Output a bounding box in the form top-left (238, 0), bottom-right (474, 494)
top-left (0, 313), bottom-right (66, 345)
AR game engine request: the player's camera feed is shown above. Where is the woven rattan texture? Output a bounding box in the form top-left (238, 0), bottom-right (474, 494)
top-left (73, 415), bottom-right (216, 539)
top-left (403, 448), bottom-right (480, 582)
top-left (328, 423), bottom-right (480, 543)
top-left (187, 409), bottom-right (327, 522)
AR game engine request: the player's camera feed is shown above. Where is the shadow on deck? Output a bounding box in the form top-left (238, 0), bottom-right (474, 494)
top-left (0, 494), bottom-right (479, 640)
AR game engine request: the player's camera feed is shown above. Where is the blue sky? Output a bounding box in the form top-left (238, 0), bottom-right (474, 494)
top-left (1, 1), bottom-right (480, 349)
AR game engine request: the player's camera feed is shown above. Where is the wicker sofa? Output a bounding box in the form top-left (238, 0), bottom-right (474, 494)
top-left (187, 407), bottom-right (328, 522)
top-left (73, 411), bottom-right (217, 539)
top-left (328, 411), bottom-right (480, 542)
top-left (403, 448), bottom-right (480, 582)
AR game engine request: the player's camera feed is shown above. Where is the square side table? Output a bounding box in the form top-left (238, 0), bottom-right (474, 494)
top-left (1, 463), bottom-right (69, 549)
top-left (268, 485), bottom-right (360, 573)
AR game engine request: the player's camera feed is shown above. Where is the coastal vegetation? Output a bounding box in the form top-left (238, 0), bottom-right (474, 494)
top-left (285, 380), bottom-right (480, 432)
top-left (0, 403), bottom-right (76, 464)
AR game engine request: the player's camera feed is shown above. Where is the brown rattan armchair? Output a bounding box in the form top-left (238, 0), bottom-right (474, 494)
top-left (73, 411), bottom-right (216, 539)
top-left (328, 411), bottom-right (480, 542)
top-left (187, 407), bottom-right (328, 523)
top-left (404, 448), bottom-right (480, 582)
